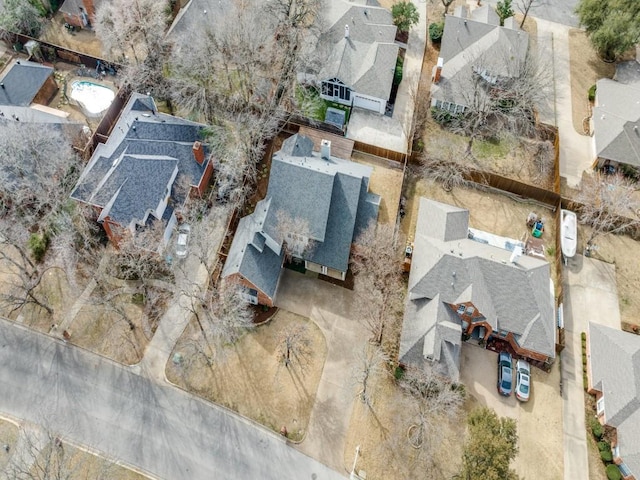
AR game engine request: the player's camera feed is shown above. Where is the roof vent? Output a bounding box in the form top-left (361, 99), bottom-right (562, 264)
top-left (321, 139), bottom-right (331, 160)
top-left (344, 25), bottom-right (350, 38)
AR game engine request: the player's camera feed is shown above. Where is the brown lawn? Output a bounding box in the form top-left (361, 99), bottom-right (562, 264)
top-left (39, 13), bottom-right (106, 59)
top-left (568, 30), bottom-right (616, 135)
top-left (167, 310), bottom-right (327, 441)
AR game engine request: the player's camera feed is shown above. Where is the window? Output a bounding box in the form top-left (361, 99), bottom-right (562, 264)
top-left (457, 305), bottom-right (466, 315)
top-left (321, 265), bottom-right (328, 275)
top-left (465, 306), bottom-right (475, 316)
top-left (597, 397), bottom-right (605, 416)
top-left (322, 78), bottom-right (351, 102)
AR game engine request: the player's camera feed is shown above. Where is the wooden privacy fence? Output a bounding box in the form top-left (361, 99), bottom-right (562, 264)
top-left (0, 30), bottom-right (120, 72)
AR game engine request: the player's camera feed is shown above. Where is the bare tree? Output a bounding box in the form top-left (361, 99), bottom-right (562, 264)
top-left (5, 424), bottom-right (114, 480)
top-left (576, 173), bottom-right (640, 245)
top-left (420, 137), bottom-right (477, 192)
top-left (352, 343), bottom-right (389, 409)
top-left (352, 222), bottom-right (405, 346)
top-left (518, 0), bottom-right (538, 27)
top-left (399, 367), bottom-right (465, 449)
top-left (444, 43), bottom-right (551, 144)
top-left (277, 323), bottom-right (311, 371)
top-left (441, 0), bottom-right (455, 16)
top-left (183, 278), bottom-right (254, 365)
top-left (274, 209), bottom-right (315, 262)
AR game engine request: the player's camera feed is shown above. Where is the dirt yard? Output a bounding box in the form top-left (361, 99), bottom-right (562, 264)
top-left (352, 152), bottom-right (404, 225)
top-left (343, 371), bottom-right (467, 479)
top-left (401, 170), bottom-right (558, 260)
top-left (167, 310), bottom-right (327, 441)
top-left (0, 419), bottom-right (19, 471)
top-left (568, 30), bottom-right (616, 135)
top-left (577, 225), bottom-right (640, 329)
top-left (39, 13), bottom-right (106, 59)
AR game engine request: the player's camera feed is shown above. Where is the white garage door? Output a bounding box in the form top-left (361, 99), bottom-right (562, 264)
top-left (352, 94), bottom-right (383, 113)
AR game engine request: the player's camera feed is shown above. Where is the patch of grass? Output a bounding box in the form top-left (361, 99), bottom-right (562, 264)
top-left (295, 86), bottom-right (326, 121)
top-left (472, 136), bottom-right (514, 159)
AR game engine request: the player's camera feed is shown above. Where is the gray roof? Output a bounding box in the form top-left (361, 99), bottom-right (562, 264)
top-left (400, 198), bottom-right (555, 379)
top-left (614, 60), bottom-right (640, 86)
top-left (319, 1), bottom-right (399, 101)
top-left (589, 322), bottom-right (640, 477)
top-left (593, 79), bottom-right (640, 167)
top-left (222, 199), bottom-right (283, 300)
top-left (431, 6), bottom-right (528, 107)
top-left (0, 60), bottom-right (53, 106)
top-left (223, 132), bottom-right (378, 297)
top-left (71, 92), bottom-right (210, 228)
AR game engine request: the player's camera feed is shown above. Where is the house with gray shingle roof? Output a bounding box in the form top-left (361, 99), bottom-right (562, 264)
top-left (316, 0), bottom-right (399, 115)
top-left (587, 322), bottom-right (640, 480)
top-left (71, 92), bottom-right (213, 249)
top-left (400, 198), bottom-right (556, 382)
top-left (592, 59), bottom-right (640, 173)
top-left (430, 5), bottom-right (528, 115)
top-left (0, 60), bottom-right (58, 107)
top-left (222, 132), bottom-right (380, 306)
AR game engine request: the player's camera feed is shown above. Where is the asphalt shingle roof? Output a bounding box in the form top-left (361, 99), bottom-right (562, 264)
top-left (401, 198), bottom-right (555, 380)
top-left (0, 60), bottom-right (53, 106)
top-left (431, 6), bottom-right (529, 108)
top-left (593, 79), bottom-right (640, 167)
top-left (319, 1), bottom-right (399, 101)
top-left (71, 93), bottom-right (209, 229)
top-left (223, 133), bottom-right (378, 299)
top-left (589, 322), bottom-right (640, 478)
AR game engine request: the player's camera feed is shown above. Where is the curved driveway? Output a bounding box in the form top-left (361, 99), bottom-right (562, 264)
top-left (0, 318), bottom-right (344, 480)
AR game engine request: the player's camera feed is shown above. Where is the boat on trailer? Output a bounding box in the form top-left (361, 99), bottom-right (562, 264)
top-left (561, 210), bottom-right (577, 258)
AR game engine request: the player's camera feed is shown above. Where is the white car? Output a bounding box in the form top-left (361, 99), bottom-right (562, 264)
top-left (515, 359), bottom-right (531, 402)
top-left (175, 224), bottom-right (190, 258)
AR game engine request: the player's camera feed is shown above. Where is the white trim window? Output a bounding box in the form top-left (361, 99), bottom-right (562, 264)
top-left (597, 396), bottom-right (605, 416)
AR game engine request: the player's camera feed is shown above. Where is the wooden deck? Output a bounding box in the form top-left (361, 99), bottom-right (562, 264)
top-left (298, 126), bottom-right (354, 160)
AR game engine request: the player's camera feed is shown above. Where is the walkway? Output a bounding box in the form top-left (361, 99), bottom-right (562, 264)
top-left (537, 19), bottom-right (594, 188)
top-left (275, 270), bottom-right (368, 473)
top-left (0, 318), bottom-right (345, 480)
top-left (562, 255), bottom-right (621, 480)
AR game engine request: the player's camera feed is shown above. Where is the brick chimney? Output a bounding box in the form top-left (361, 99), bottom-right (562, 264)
top-left (321, 139), bottom-right (331, 160)
top-left (433, 57), bottom-right (444, 84)
top-left (193, 141), bottom-right (205, 165)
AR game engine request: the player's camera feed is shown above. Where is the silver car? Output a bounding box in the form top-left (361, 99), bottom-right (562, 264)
top-left (515, 359), bottom-right (531, 402)
top-left (175, 224), bottom-right (190, 258)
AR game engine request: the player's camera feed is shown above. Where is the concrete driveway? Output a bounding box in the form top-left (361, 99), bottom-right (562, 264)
top-left (275, 269), bottom-right (368, 473)
top-left (0, 318), bottom-right (345, 480)
top-left (561, 255), bottom-right (620, 480)
top-left (460, 344), bottom-right (563, 480)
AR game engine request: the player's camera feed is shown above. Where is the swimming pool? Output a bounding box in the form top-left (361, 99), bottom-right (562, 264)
top-left (70, 80), bottom-right (115, 116)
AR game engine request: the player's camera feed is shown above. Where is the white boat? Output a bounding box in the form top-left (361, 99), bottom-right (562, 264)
top-left (561, 210), bottom-right (577, 258)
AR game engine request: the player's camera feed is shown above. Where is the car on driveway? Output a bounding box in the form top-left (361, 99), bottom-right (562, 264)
top-left (497, 351), bottom-right (513, 396)
top-left (515, 359), bottom-right (531, 402)
top-left (175, 224), bottom-right (190, 258)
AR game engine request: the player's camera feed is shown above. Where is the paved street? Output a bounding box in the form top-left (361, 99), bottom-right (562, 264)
top-left (476, 0), bottom-right (580, 27)
top-left (0, 318), bottom-right (345, 480)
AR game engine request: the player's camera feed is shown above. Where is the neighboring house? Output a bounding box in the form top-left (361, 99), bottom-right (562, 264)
top-left (59, 0), bottom-right (101, 29)
top-left (0, 60), bottom-right (58, 107)
top-left (591, 59), bottom-right (640, 173)
top-left (430, 5), bottom-right (528, 115)
top-left (316, 0), bottom-right (399, 115)
top-left (222, 132), bottom-right (380, 306)
top-left (71, 92), bottom-right (214, 249)
top-left (400, 198), bottom-right (556, 382)
top-left (587, 322), bottom-right (640, 480)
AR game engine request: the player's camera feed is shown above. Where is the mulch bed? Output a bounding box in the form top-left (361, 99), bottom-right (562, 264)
top-left (250, 305), bottom-right (278, 325)
top-left (317, 267), bottom-right (355, 290)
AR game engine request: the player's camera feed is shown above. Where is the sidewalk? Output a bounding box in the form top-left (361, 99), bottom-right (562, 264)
top-left (536, 19), bottom-right (594, 188)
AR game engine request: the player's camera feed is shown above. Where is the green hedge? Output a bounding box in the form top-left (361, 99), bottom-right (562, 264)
top-left (591, 419), bottom-right (604, 440)
top-left (606, 464), bottom-right (622, 480)
top-left (28, 232), bottom-right (50, 263)
top-left (588, 84), bottom-right (597, 102)
top-left (429, 22), bottom-right (444, 43)
top-left (600, 449), bottom-right (613, 462)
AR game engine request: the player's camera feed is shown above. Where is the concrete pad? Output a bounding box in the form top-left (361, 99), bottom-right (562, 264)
top-left (460, 344), bottom-right (563, 480)
top-left (347, 110), bottom-right (407, 153)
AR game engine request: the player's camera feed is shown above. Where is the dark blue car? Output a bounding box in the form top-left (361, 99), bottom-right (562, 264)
top-left (497, 351), bottom-right (513, 396)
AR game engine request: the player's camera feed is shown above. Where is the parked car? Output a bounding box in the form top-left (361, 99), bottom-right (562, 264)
top-left (497, 351), bottom-right (513, 396)
top-left (175, 224), bottom-right (190, 258)
top-left (515, 359), bottom-right (531, 402)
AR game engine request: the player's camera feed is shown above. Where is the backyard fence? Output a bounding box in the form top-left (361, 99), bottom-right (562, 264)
top-left (0, 30), bottom-right (121, 73)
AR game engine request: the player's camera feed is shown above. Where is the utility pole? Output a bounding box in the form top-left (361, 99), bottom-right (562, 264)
top-left (350, 445), bottom-right (361, 479)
